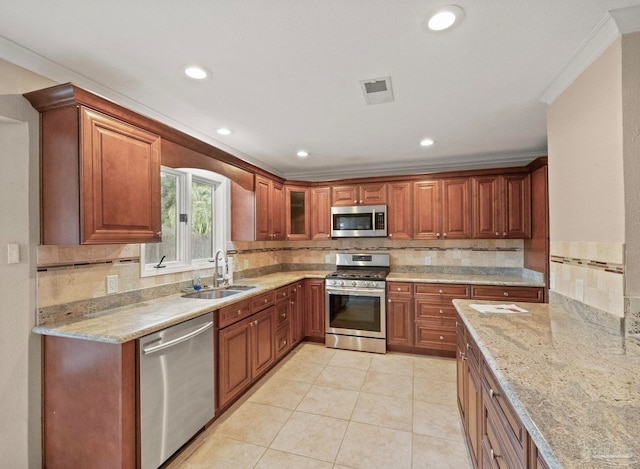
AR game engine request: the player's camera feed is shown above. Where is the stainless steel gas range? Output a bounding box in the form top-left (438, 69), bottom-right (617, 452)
top-left (325, 253), bottom-right (389, 354)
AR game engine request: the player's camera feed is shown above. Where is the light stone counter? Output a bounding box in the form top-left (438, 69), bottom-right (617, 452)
top-left (453, 299), bottom-right (640, 469)
top-left (388, 272), bottom-right (544, 287)
top-left (33, 271), bottom-right (328, 344)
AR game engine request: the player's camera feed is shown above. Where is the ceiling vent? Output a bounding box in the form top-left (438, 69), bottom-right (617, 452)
top-left (360, 76), bottom-right (394, 105)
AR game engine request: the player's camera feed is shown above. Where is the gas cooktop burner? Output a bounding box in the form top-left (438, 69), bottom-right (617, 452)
top-left (326, 269), bottom-right (389, 280)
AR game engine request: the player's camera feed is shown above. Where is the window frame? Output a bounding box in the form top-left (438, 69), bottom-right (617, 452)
top-left (140, 166), bottom-right (230, 277)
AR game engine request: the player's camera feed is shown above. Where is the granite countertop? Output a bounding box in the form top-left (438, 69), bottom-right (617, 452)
top-left (453, 299), bottom-right (640, 469)
top-left (387, 272), bottom-right (544, 287)
top-left (33, 270), bottom-right (543, 345)
top-left (32, 271), bottom-right (328, 344)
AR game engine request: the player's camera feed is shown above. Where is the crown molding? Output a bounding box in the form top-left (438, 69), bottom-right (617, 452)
top-left (538, 5), bottom-right (640, 105)
top-left (283, 150), bottom-right (546, 182)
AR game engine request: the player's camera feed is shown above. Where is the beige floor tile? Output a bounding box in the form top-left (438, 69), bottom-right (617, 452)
top-left (296, 385), bottom-right (359, 419)
top-left (369, 353), bottom-right (414, 376)
top-left (412, 433), bottom-right (473, 469)
top-left (178, 434), bottom-right (266, 469)
top-left (270, 411), bottom-right (349, 462)
top-left (351, 392), bottom-right (413, 431)
top-left (413, 376), bottom-right (458, 406)
top-left (215, 402), bottom-right (292, 446)
top-left (335, 421), bottom-right (412, 469)
top-left (273, 359), bottom-right (326, 383)
top-left (361, 370), bottom-right (413, 399)
top-left (413, 400), bottom-right (465, 441)
top-left (249, 377), bottom-right (312, 409)
top-left (291, 343), bottom-right (337, 365)
top-left (329, 349), bottom-right (373, 370)
top-left (413, 356), bottom-right (456, 381)
top-left (255, 448), bottom-right (333, 469)
top-left (315, 365), bottom-right (367, 391)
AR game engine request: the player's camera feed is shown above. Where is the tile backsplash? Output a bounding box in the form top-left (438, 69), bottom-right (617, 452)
top-left (37, 239), bottom-right (526, 309)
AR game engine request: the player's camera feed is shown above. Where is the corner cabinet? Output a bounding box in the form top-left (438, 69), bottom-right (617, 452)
top-left (26, 95), bottom-right (162, 244)
top-left (285, 185), bottom-right (310, 240)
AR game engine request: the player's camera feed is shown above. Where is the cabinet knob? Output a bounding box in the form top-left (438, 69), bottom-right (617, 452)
top-left (353, 200), bottom-right (358, 204)
top-left (443, 233), bottom-right (447, 238)
top-left (155, 231), bottom-right (162, 236)
top-left (489, 388), bottom-right (499, 399)
top-left (436, 233), bottom-right (441, 238)
top-left (281, 312), bottom-right (287, 319)
top-left (281, 339), bottom-right (287, 346)
top-left (503, 232), bottom-right (507, 237)
top-left (495, 232), bottom-right (500, 237)
top-left (237, 310), bottom-right (242, 315)
top-left (291, 301), bottom-right (294, 306)
top-left (264, 298), bottom-right (268, 303)
top-left (439, 336), bottom-right (444, 340)
top-left (359, 199), bottom-right (363, 204)
top-left (490, 449), bottom-right (499, 460)
top-left (439, 309), bottom-right (444, 314)
top-left (327, 234), bottom-right (330, 238)
top-left (388, 299), bottom-right (392, 303)
top-left (397, 287), bottom-right (402, 291)
top-left (438, 289), bottom-right (444, 294)
top-left (389, 233), bottom-right (393, 237)
top-left (460, 352), bottom-right (467, 361)
top-left (503, 292), bottom-right (509, 297)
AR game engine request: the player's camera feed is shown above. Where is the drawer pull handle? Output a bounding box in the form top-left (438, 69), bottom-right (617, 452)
top-left (489, 388), bottom-right (499, 399)
top-left (490, 449), bottom-right (500, 460)
top-left (503, 291), bottom-right (509, 297)
top-left (460, 352), bottom-right (467, 361)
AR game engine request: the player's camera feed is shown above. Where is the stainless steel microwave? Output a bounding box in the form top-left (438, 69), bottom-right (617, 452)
top-left (330, 205), bottom-right (387, 238)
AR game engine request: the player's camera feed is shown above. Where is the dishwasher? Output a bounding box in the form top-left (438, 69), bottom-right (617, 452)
top-left (139, 312), bottom-right (214, 469)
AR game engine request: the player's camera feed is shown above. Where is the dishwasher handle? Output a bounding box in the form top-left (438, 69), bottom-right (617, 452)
top-left (142, 321), bottom-right (214, 355)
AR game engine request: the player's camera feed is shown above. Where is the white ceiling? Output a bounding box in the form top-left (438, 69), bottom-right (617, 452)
top-left (1, 0), bottom-right (640, 180)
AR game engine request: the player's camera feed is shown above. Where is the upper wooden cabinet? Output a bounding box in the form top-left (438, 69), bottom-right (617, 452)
top-left (472, 174), bottom-right (531, 239)
top-left (331, 183), bottom-right (387, 206)
top-left (387, 182), bottom-right (413, 240)
top-left (413, 178), bottom-right (471, 239)
top-left (33, 104), bottom-right (161, 245)
top-left (310, 186), bottom-right (332, 240)
top-left (285, 185), bottom-right (310, 241)
top-left (255, 175), bottom-right (285, 241)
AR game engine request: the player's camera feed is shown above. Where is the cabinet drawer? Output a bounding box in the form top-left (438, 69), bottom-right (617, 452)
top-left (387, 282), bottom-right (413, 296)
top-left (471, 286), bottom-right (543, 302)
top-left (275, 324), bottom-right (291, 360)
top-left (275, 286), bottom-right (290, 301)
top-left (483, 364), bottom-right (526, 461)
top-left (415, 299), bottom-right (456, 325)
top-left (251, 291), bottom-right (275, 312)
top-left (464, 330), bottom-right (480, 369)
top-left (275, 300), bottom-right (290, 327)
top-left (415, 324), bottom-right (457, 351)
top-left (219, 299), bottom-right (252, 329)
top-left (415, 284), bottom-right (470, 299)
top-left (482, 401), bottom-right (524, 469)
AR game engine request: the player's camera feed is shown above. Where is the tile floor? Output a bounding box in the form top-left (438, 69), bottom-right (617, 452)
top-left (168, 342), bottom-right (472, 469)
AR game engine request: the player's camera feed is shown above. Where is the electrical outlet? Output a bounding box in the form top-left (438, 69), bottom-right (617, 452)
top-left (424, 256), bottom-right (432, 265)
top-left (7, 244), bottom-right (19, 264)
top-left (106, 275), bottom-right (118, 294)
top-left (575, 279), bottom-right (584, 301)
top-left (325, 254), bottom-right (331, 263)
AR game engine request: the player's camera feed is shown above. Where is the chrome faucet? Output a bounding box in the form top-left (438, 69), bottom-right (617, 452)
top-left (213, 249), bottom-right (226, 288)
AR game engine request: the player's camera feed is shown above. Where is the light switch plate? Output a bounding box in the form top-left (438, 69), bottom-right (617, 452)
top-left (7, 244), bottom-right (19, 264)
top-left (106, 275), bottom-right (118, 294)
top-left (325, 254), bottom-right (331, 263)
top-left (424, 256), bottom-right (432, 265)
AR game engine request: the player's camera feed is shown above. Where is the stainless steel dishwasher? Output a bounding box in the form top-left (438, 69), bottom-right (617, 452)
top-left (139, 312), bottom-right (214, 469)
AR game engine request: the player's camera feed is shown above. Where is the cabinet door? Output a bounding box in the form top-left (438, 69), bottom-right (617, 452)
top-left (387, 182), bottom-right (412, 240)
top-left (386, 297), bottom-right (413, 346)
top-left (304, 279), bottom-right (325, 339)
top-left (332, 185), bottom-right (359, 206)
top-left (255, 175), bottom-right (271, 241)
top-left (441, 178), bottom-right (471, 239)
top-left (271, 181), bottom-right (285, 240)
top-left (472, 175), bottom-right (501, 239)
top-left (360, 183), bottom-right (387, 205)
top-left (413, 180), bottom-right (441, 239)
top-left (465, 361), bottom-right (482, 468)
top-left (285, 186), bottom-right (310, 240)
top-left (251, 307), bottom-right (275, 378)
top-left (290, 282), bottom-right (304, 345)
top-left (311, 186), bottom-right (332, 240)
top-left (81, 107), bottom-right (161, 244)
top-left (502, 174), bottom-right (531, 239)
top-left (456, 340), bottom-right (466, 413)
top-left (218, 319), bottom-right (252, 408)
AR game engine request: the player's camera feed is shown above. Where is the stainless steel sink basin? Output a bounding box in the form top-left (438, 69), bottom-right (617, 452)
top-left (182, 285), bottom-right (257, 299)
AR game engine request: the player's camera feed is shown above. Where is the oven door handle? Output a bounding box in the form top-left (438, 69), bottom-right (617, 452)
top-left (326, 288), bottom-right (384, 297)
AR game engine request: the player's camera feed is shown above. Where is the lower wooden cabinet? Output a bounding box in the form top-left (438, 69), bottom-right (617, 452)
top-left (218, 305), bottom-right (275, 409)
top-left (457, 313), bottom-right (548, 469)
top-left (290, 282), bottom-right (304, 346)
top-left (304, 279), bottom-right (325, 340)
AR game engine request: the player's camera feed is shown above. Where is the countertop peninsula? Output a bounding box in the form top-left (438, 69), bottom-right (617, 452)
top-left (453, 299), bottom-right (639, 469)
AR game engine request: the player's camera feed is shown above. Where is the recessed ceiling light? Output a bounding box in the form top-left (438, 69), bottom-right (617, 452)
top-left (424, 5), bottom-right (465, 32)
top-left (183, 65), bottom-right (210, 80)
top-left (420, 138), bottom-right (435, 147)
top-left (296, 150), bottom-right (309, 158)
top-left (216, 127), bottom-right (232, 136)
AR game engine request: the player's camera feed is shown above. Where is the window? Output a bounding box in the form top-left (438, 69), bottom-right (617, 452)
top-left (141, 167), bottom-right (229, 276)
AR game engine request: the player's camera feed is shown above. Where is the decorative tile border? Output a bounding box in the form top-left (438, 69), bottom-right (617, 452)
top-left (229, 246), bottom-right (522, 255)
top-left (549, 255), bottom-right (624, 274)
top-left (37, 257), bottom-right (140, 272)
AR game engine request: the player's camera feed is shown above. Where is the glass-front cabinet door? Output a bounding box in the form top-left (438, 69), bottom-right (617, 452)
top-left (285, 185), bottom-right (310, 240)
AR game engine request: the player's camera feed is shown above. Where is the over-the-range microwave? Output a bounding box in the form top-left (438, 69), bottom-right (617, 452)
top-left (330, 205), bottom-right (387, 238)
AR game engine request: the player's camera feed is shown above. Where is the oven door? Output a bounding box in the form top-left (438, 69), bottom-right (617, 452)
top-left (325, 287), bottom-right (386, 339)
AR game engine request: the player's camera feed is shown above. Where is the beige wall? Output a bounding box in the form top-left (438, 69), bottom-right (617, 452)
top-left (0, 58), bottom-right (55, 94)
top-left (547, 38), bottom-right (624, 244)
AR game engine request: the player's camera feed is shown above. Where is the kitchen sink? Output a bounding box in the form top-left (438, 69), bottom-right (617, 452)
top-left (182, 285), bottom-right (257, 299)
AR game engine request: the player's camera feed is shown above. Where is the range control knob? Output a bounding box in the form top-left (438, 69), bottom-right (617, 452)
top-left (351, 280), bottom-right (357, 287)
top-left (339, 280), bottom-right (344, 286)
